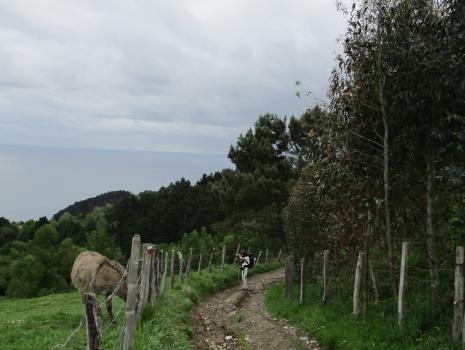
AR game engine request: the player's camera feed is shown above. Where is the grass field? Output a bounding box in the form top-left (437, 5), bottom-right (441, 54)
top-left (0, 262), bottom-right (281, 350)
top-left (265, 282), bottom-right (461, 350)
top-left (0, 291), bottom-right (126, 350)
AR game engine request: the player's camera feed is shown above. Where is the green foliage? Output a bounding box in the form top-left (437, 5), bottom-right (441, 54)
top-left (53, 190), bottom-right (131, 220)
top-left (107, 174), bottom-right (224, 255)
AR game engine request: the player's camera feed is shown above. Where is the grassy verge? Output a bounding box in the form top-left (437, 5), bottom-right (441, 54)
top-left (0, 291), bottom-right (125, 350)
top-left (265, 282), bottom-right (460, 350)
top-left (0, 262), bottom-right (280, 350)
top-left (135, 262), bottom-right (282, 350)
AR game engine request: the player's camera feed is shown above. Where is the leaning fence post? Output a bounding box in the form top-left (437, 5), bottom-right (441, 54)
top-left (178, 251), bottom-right (184, 285)
top-left (277, 249), bottom-right (282, 262)
top-left (285, 255), bottom-right (294, 300)
top-left (123, 234), bottom-right (141, 350)
top-left (208, 249), bottom-right (214, 273)
top-left (453, 246), bottom-right (464, 342)
top-left (353, 251), bottom-right (364, 320)
top-left (221, 245), bottom-right (226, 270)
top-left (256, 250), bottom-right (262, 265)
top-left (186, 248), bottom-right (193, 277)
top-left (198, 252), bottom-right (203, 275)
top-left (369, 260), bottom-right (379, 304)
top-left (152, 248), bottom-right (160, 301)
top-left (300, 257), bottom-right (305, 304)
top-left (84, 293), bottom-right (101, 350)
top-left (322, 250), bottom-right (329, 305)
top-left (265, 249), bottom-right (269, 265)
top-left (233, 243), bottom-right (241, 265)
top-left (138, 244), bottom-right (152, 317)
top-left (398, 242), bottom-right (409, 328)
top-left (160, 250), bottom-right (168, 293)
top-left (170, 250), bottom-right (175, 289)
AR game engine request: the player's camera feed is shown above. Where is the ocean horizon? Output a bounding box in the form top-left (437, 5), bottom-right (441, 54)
top-left (0, 143), bottom-right (232, 222)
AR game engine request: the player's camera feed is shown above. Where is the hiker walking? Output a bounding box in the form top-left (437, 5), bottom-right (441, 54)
top-left (238, 251), bottom-right (250, 290)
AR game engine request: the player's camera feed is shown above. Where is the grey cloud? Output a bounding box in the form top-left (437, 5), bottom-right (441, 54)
top-left (0, 0), bottom-right (347, 154)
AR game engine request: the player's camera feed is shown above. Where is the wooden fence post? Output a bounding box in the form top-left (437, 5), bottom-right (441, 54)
top-left (208, 249), bottom-right (214, 273)
top-left (369, 260), bottom-right (379, 304)
top-left (123, 234), bottom-right (141, 350)
top-left (170, 250), bottom-right (175, 289)
top-left (178, 251), bottom-right (184, 285)
top-left (152, 248), bottom-right (159, 301)
top-left (186, 248), bottom-right (193, 277)
top-left (233, 243), bottom-right (241, 265)
top-left (285, 256), bottom-right (294, 300)
top-left (256, 250), bottom-right (262, 265)
top-left (221, 245), bottom-right (226, 270)
top-left (277, 249), bottom-right (282, 262)
top-left (353, 251), bottom-right (364, 320)
top-left (322, 250), bottom-right (329, 305)
top-left (160, 250), bottom-right (169, 293)
top-left (198, 252), bottom-right (203, 275)
top-left (453, 246), bottom-right (464, 342)
top-left (398, 242), bottom-right (409, 328)
top-left (84, 293), bottom-right (101, 350)
top-left (300, 257), bottom-right (305, 304)
top-left (138, 244), bottom-right (152, 316)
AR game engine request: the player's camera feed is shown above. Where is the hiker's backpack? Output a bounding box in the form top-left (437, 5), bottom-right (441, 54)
top-left (247, 254), bottom-right (256, 268)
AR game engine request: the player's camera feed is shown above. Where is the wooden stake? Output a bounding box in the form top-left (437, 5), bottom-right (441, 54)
top-left (138, 244), bottom-right (152, 316)
top-left (198, 252), bottom-right (203, 275)
top-left (300, 257), bottom-right (305, 304)
top-left (369, 260), bottom-right (379, 304)
top-left (186, 248), bottom-right (193, 277)
top-left (233, 243), bottom-right (240, 265)
top-left (170, 250), bottom-right (175, 289)
top-left (123, 234), bottom-right (141, 350)
top-left (398, 242), bottom-right (409, 328)
top-left (322, 250), bottom-right (329, 305)
top-left (265, 249), bottom-right (269, 265)
top-left (256, 250), bottom-right (262, 265)
top-left (208, 249), bottom-right (214, 273)
top-left (221, 245), bottom-right (226, 270)
top-left (160, 250), bottom-right (168, 293)
top-left (277, 249), bottom-right (282, 262)
top-left (178, 251), bottom-right (184, 285)
top-left (285, 256), bottom-right (294, 300)
top-left (84, 293), bottom-right (101, 350)
top-left (353, 251), bottom-right (364, 320)
top-left (453, 246), bottom-right (464, 342)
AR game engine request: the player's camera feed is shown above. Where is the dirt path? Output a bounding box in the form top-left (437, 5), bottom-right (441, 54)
top-left (191, 268), bottom-right (320, 350)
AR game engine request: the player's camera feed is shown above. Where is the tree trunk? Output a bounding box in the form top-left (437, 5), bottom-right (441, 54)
top-left (426, 156), bottom-right (439, 297)
top-left (377, 13), bottom-right (397, 297)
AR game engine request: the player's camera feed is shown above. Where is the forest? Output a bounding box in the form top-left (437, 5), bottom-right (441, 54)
top-left (0, 2), bottom-right (464, 333)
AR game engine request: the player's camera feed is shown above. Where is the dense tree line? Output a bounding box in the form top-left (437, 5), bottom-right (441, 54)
top-left (285, 0), bottom-right (465, 302)
top-left (53, 190), bottom-right (131, 220)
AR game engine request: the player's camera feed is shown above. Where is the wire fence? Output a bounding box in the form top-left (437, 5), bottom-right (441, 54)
top-left (57, 238), bottom-right (281, 350)
top-left (284, 242), bottom-right (465, 345)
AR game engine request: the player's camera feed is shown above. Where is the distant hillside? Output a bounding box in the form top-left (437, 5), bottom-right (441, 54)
top-left (53, 190), bottom-right (132, 220)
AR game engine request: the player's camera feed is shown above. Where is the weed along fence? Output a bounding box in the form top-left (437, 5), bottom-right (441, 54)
top-left (284, 243), bottom-right (465, 347)
top-left (59, 234), bottom-right (282, 350)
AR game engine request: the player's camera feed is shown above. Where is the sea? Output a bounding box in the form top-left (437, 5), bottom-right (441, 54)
top-left (0, 144), bottom-right (231, 222)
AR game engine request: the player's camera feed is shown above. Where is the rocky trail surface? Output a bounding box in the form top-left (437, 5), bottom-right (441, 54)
top-left (191, 268), bottom-right (321, 350)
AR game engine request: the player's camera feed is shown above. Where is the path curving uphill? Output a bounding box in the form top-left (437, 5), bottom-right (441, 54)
top-left (191, 268), bottom-right (320, 350)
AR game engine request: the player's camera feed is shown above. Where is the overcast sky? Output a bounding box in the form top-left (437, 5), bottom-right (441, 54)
top-left (0, 0), bottom-right (347, 154)
top-left (0, 0), bottom-right (348, 220)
